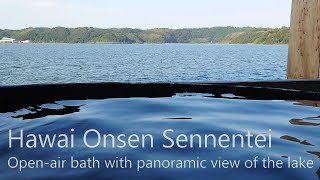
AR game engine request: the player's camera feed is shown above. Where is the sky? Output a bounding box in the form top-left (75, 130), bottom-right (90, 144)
top-left (0, 0), bottom-right (292, 29)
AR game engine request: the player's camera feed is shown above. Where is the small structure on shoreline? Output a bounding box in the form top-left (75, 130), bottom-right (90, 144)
top-left (21, 40), bottom-right (31, 44)
top-left (0, 37), bottom-right (15, 43)
top-left (0, 37), bottom-right (32, 44)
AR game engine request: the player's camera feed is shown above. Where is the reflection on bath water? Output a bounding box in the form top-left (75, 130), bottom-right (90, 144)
top-left (0, 93), bottom-right (319, 179)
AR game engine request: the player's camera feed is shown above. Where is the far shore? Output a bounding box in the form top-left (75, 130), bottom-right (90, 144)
top-left (0, 42), bottom-right (289, 45)
top-left (0, 26), bottom-right (289, 45)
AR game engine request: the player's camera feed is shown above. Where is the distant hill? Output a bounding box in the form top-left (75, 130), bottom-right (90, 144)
top-left (221, 27), bottom-right (289, 44)
top-left (0, 27), bottom-right (289, 44)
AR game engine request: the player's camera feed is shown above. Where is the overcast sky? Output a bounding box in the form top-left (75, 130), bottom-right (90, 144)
top-left (0, 0), bottom-right (292, 29)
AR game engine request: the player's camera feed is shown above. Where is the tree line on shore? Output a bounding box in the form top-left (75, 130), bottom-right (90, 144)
top-left (0, 26), bottom-right (289, 44)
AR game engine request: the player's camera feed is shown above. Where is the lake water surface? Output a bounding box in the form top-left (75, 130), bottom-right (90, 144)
top-left (0, 44), bottom-right (288, 85)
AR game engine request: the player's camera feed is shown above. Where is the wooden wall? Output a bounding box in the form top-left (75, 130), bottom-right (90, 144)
top-left (288, 0), bottom-right (320, 79)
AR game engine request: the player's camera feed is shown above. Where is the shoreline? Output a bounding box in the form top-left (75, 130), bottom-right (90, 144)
top-left (0, 42), bottom-right (289, 45)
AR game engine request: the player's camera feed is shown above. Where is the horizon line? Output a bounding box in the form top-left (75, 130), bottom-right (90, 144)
top-left (1, 25), bottom-right (290, 31)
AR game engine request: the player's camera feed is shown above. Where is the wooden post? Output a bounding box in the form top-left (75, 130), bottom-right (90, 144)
top-left (288, 0), bottom-right (320, 79)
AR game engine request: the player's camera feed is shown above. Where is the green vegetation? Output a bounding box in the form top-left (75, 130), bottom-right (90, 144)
top-left (0, 27), bottom-right (289, 44)
top-left (221, 27), bottom-right (289, 44)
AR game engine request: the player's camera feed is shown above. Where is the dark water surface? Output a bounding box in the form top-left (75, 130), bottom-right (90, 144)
top-left (0, 93), bottom-right (319, 179)
top-left (0, 44), bottom-right (287, 85)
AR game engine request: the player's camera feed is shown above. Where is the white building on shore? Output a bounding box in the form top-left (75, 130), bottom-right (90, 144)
top-left (0, 37), bottom-right (15, 43)
top-left (21, 40), bottom-right (31, 43)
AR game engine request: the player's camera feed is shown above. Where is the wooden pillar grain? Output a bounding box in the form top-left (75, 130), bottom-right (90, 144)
top-left (288, 0), bottom-right (320, 79)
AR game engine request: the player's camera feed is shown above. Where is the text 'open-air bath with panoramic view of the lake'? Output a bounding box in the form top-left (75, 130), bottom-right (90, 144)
top-left (0, 0), bottom-right (320, 180)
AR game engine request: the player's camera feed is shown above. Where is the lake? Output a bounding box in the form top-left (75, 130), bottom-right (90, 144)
top-left (0, 44), bottom-right (288, 85)
top-left (1, 44), bottom-right (319, 179)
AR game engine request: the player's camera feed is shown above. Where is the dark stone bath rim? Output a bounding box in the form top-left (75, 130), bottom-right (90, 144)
top-left (1, 80), bottom-right (320, 113)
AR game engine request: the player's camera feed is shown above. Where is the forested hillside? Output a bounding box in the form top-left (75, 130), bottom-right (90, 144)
top-left (221, 27), bottom-right (289, 44)
top-left (0, 27), bottom-right (289, 44)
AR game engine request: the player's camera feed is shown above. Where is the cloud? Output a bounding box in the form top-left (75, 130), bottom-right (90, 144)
top-left (1, 0), bottom-right (57, 7)
top-left (28, 0), bottom-right (57, 8)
